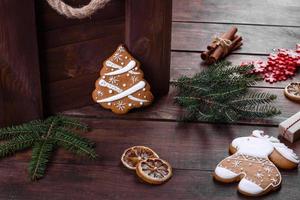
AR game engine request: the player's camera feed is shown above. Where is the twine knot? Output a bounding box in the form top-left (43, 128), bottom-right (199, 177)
top-left (212, 36), bottom-right (232, 55)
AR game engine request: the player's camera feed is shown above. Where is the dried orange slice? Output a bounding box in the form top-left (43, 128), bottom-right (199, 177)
top-left (136, 158), bottom-right (172, 184)
top-left (284, 82), bottom-right (300, 103)
top-left (121, 146), bottom-right (159, 170)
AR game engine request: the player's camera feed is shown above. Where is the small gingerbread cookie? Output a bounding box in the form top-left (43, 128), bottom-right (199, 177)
top-left (213, 130), bottom-right (299, 196)
top-left (92, 45), bottom-right (154, 114)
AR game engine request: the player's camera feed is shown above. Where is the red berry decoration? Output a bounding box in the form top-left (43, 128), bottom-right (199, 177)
top-left (241, 44), bottom-right (300, 83)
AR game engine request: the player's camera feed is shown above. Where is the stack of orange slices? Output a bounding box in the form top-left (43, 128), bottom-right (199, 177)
top-left (121, 146), bottom-right (172, 185)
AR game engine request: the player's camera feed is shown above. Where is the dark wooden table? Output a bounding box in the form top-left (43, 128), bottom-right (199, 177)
top-left (1, 0), bottom-right (300, 199)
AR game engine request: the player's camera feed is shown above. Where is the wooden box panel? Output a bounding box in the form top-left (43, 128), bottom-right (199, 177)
top-left (36, 0), bottom-right (125, 114)
top-left (0, 0), bottom-right (43, 127)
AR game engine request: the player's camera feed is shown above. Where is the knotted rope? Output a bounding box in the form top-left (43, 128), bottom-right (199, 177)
top-left (46, 0), bottom-right (111, 19)
top-left (212, 36), bottom-right (232, 55)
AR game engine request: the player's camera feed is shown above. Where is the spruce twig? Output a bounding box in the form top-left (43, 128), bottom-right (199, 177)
top-left (173, 61), bottom-right (281, 122)
top-left (0, 115), bottom-right (97, 181)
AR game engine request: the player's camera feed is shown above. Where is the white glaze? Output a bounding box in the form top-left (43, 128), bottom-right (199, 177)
top-left (97, 81), bottom-right (147, 103)
top-left (272, 143), bottom-right (299, 164)
top-left (215, 166), bottom-right (238, 179)
top-left (98, 79), bottom-right (149, 103)
top-left (232, 130), bottom-right (299, 164)
top-left (106, 60), bottom-right (122, 69)
top-left (238, 179), bottom-right (263, 195)
top-left (232, 137), bottom-right (274, 158)
top-left (105, 60), bottom-right (136, 76)
top-left (106, 60), bottom-right (140, 75)
top-left (252, 130), bottom-right (299, 163)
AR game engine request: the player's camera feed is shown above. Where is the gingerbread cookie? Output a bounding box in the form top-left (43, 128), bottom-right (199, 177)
top-left (92, 45), bottom-right (154, 114)
top-left (213, 130), bottom-right (299, 196)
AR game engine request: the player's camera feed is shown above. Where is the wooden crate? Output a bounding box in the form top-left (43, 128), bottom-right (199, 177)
top-left (0, 0), bottom-right (172, 126)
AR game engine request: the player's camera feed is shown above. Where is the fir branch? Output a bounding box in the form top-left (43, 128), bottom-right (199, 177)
top-left (0, 125), bottom-right (34, 140)
top-left (53, 115), bottom-right (89, 131)
top-left (0, 115), bottom-right (97, 181)
top-left (0, 133), bottom-right (39, 158)
top-left (29, 141), bottom-right (54, 180)
top-left (51, 130), bottom-right (97, 159)
top-left (173, 61), bottom-right (281, 122)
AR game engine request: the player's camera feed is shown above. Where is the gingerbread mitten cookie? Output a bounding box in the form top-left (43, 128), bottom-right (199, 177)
top-left (92, 45), bottom-right (154, 114)
top-left (213, 130), bottom-right (299, 196)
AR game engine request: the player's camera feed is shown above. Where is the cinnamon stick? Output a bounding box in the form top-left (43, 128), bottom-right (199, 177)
top-left (201, 49), bottom-right (214, 60)
top-left (207, 36), bottom-right (243, 64)
top-left (208, 28), bottom-right (239, 63)
top-left (207, 26), bottom-right (238, 51)
top-left (226, 36), bottom-right (243, 55)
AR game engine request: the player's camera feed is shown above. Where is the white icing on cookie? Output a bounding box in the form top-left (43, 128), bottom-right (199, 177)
top-left (238, 179), bottom-right (264, 195)
top-left (272, 143), bottom-right (299, 164)
top-left (106, 60), bottom-right (140, 75)
top-left (105, 60), bottom-right (136, 76)
top-left (252, 130), bottom-right (299, 164)
top-left (232, 137), bottom-right (274, 158)
top-left (98, 79), bottom-right (149, 103)
top-left (215, 166), bottom-right (238, 179)
top-left (232, 130), bottom-right (299, 164)
top-left (97, 81), bottom-right (147, 103)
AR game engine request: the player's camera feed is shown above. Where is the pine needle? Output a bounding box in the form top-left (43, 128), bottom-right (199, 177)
top-left (0, 116), bottom-right (97, 181)
top-left (173, 61), bottom-right (281, 122)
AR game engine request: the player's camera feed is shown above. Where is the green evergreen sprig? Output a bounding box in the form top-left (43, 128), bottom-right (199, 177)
top-left (0, 116), bottom-right (97, 180)
top-left (173, 61), bottom-right (281, 122)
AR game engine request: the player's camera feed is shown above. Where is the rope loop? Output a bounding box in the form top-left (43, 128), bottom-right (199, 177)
top-left (46, 0), bottom-right (111, 19)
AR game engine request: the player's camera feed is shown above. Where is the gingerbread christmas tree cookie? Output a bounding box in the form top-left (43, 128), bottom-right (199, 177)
top-left (92, 45), bottom-right (154, 114)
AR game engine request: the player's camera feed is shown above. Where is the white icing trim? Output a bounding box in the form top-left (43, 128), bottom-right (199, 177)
top-left (232, 137), bottom-right (274, 158)
top-left (98, 79), bottom-right (149, 103)
top-left (105, 60), bottom-right (122, 69)
top-left (105, 60), bottom-right (136, 76)
top-left (99, 79), bottom-right (123, 93)
top-left (273, 143), bottom-right (299, 164)
top-left (97, 81), bottom-right (147, 103)
top-left (128, 95), bottom-right (149, 103)
top-left (238, 179), bottom-right (264, 195)
top-left (251, 130), bottom-right (299, 164)
top-left (215, 166), bottom-right (238, 179)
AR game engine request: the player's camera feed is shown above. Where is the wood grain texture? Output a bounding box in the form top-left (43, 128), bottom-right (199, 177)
top-left (62, 87), bottom-right (298, 126)
top-left (0, 164), bottom-right (299, 200)
top-left (125, 0), bottom-right (172, 96)
top-left (42, 23), bottom-right (124, 83)
top-left (2, 119), bottom-right (297, 169)
top-left (172, 22), bottom-right (300, 54)
top-left (0, 0), bottom-right (43, 126)
top-left (173, 0), bottom-right (300, 27)
top-left (0, 119), bottom-right (299, 200)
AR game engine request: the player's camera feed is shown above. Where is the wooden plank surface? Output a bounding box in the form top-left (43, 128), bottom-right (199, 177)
top-left (0, 0), bottom-right (43, 127)
top-left (62, 86), bottom-right (298, 126)
top-left (172, 22), bottom-right (300, 54)
top-left (173, 0), bottom-right (300, 27)
top-left (2, 0), bottom-right (300, 199)
top-left (0, 163), bottom-right (299, 200)
top-left (0, 119), bottom-right (299, 200)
